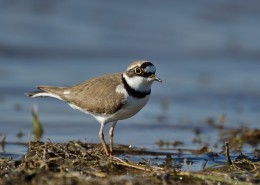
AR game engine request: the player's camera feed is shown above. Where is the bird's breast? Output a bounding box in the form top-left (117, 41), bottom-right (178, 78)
top-left (109, 95), bottom-right (150, 122)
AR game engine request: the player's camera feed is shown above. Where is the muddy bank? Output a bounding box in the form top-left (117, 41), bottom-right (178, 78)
top-left (0, 140), bottom-right (259, 185)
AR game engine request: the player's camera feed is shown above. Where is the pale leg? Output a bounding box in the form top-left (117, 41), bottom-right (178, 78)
top-left (109, 121), bottom-right (117, 156)
top-left (99, 123), bottom-right (109, 155)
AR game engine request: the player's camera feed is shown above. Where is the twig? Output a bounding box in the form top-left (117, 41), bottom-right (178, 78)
top-left (225, 142), bottom-right (233, 165)
top-left (111, 156), bottom-right (163, 172)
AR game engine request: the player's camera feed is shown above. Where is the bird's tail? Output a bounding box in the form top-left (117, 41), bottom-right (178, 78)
top-left (26, 86), bottom-right (65, 100)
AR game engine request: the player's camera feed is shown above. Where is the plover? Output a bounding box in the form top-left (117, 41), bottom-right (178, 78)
top-left (26, 61), bottom-right (161, 156)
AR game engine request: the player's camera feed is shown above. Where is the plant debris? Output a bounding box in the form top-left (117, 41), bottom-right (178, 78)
top-left (31, 105), bottom-right (43, 142)
top-left (220, 127), bottom-right (260, 150)
top-left (0, 141), bottom-right (259, 185)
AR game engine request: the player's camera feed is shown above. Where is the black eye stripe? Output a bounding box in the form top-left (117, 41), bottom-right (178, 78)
top-left (142, 72), bottom-right (154, 78)
top-left (130, 69), bottom-right (153, 77)
top-left (127, 62), bottom-right (155, 78)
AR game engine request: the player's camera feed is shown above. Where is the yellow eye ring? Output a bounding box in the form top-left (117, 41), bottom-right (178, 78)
top-left (134, 67), bottom-right (143, 75)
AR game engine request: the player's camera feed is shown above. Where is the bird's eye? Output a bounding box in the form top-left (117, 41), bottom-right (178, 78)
top-left (134, 67), bottom-right (143, 75)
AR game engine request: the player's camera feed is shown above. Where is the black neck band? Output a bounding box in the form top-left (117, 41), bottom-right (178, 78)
top-left (122, 74), bottom-right (151, 98)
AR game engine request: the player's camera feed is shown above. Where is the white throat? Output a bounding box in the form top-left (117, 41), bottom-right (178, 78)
top-left (123, 73), bottom-right (153, 92)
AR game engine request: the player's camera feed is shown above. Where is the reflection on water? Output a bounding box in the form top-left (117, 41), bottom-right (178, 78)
top-left (0, 1), bottom-right (259, 169)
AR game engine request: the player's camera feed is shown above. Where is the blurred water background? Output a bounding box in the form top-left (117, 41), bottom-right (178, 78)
top-left (0, 0), bottom-right (260, 170)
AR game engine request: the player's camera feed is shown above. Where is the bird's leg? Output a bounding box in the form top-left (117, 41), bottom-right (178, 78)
top-left (109, 121), bottom-right (117, 156)
top-left (99, 123), bottom-right (109, 155)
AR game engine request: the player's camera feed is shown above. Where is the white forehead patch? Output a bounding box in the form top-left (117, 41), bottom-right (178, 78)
top-left (143, 65), bottom-right (156, 73)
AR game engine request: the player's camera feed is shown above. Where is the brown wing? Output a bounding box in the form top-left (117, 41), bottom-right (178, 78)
top-left (63, 73), bottom-right (125, 114)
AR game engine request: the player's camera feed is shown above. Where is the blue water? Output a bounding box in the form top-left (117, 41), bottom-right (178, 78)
top-left (0, 0), bottom-right (260, 171)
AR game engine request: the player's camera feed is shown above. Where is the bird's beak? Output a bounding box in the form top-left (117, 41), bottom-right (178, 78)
top-left (150, 74), bottom-right (162, 82)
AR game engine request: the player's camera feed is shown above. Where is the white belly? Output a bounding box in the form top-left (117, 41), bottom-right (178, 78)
top-left (91, 95), bottom-right (150, 124)
top-left (111, 95), bottom-right (150, 121)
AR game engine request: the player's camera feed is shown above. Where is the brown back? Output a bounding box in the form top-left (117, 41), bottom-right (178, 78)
top-left (63, 73), bottom-right (125, 114)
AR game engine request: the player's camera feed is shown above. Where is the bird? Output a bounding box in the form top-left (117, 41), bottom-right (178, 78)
top-left (26, 60), bottom-right (161, 156)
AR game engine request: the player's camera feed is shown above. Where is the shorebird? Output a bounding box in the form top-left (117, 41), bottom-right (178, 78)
top-left (26, 61), bottom-right (161, 156)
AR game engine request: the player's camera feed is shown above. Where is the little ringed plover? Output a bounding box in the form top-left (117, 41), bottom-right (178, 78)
top-left (26, 60), bottom-right (161, 156)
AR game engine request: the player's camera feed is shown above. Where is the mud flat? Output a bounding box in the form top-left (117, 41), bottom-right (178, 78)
top-left (0, 139), bottom-right (259, 185)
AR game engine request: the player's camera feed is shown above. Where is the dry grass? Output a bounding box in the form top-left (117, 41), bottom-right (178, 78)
top-left (0, 140), bottom-right (259, 185)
